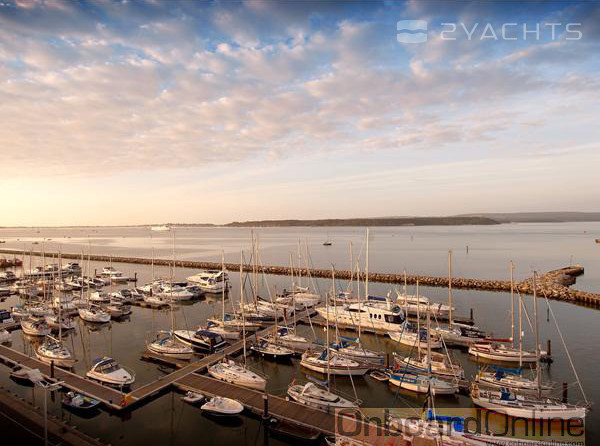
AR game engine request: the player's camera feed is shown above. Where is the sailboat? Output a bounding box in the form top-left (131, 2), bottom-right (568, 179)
top-left (209, 358), bottom-right (267, 390)
top-left (287, 382), bottom-right (359, 411)
top-left (390, 303), bottom-right (458, 395)
top-left (36, 258), bottom-right (76, 368)
top-left (207, 251), bottom-right (267, 391)
top-left (205, 253), bottom-right (242, 341)
top-left (251, 338), bottom-right (294, 359)
top-left (394, 350), bottom-right (464, 380)
top-left (475, 365), bottom-right (553, 396)
top-left (469, 261), bottom-right (544, 364)
top-left (35, 335), bottom-right (76, 367)
top-left (21, 318), bottom-right (51, 336)
top-left (429, 252), bottom-right (488, 346)
top-left (471, 272), bottom-right (589, 420)
top-left (147, 231), bottom-right (194, 360)
top-left (389, 282), bottom-right (442, 349)
top-left (78, 305), bottom-right (110, 323)
top-left (148, 330), bottom-right (193, 359)
top-left (300, 348), bottom-right (369, 376)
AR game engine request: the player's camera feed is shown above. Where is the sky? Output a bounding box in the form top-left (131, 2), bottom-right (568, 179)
top-left (0, 0), bottom-right (599, 226)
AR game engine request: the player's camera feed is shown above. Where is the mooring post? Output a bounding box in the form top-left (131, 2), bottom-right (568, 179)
top-left (50, 360), bottom-right (54, 379)
top-left (134, 272), bottom-right (137, 283)
top-left (470, 308), bottom-right (474, 321)
top-left (94, 268), bottom-right (97, 277)
top-left (547, 339), bottom-right (552, 357)
top-left (262, 393), bottom-right (269, 419)
top-left (562, 382), bottom-right (568, 403)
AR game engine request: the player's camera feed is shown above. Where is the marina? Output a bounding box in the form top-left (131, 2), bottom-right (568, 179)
top-left (0, 224), bottom-right (598, 445)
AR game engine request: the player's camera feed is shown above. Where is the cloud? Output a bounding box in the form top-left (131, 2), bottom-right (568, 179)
top-left (0, 0), bottom-right (598, 182)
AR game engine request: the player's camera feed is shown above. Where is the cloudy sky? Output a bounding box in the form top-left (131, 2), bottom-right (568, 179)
top-left (0, 0), bottom-right (599, 225)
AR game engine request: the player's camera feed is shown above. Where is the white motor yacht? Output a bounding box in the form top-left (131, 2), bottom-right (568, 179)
top-left (86, 356), bottom-right (135, 387)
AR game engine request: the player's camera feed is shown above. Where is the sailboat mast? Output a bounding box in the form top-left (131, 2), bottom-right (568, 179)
top-left (448, 250), bottom-right (453, 324)
top-left (240, 251), bottom-right (247, 364)
top-left (170, 230), bottom-right (175, 332)
top-left (58, 250), bottom-right (62, 340)
top-left (533, 271), bottom-right (541, 399)
top-left (426, 301), bottom-right (431, 373)
top-left (221, 251), bottom-right (226, 327)
top-left (416, 280), bottom-right (421, 357)
top-left (327, 267), bottom-right (333, 387)
top-left (518, 277), bottom-right (523, 367)
top-left (365, 228), bottom-right (369, 303)
top-left (510, 261), bottom-right (515, 347)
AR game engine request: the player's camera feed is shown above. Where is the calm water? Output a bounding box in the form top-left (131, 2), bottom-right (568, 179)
top-left (0, 223), bottom-right (599, 443)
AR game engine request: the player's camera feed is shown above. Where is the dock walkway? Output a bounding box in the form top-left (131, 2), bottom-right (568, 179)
top-left (0, 344), bottom-right (125, 410)
top-left (175, 373), bottom-right (337, 435)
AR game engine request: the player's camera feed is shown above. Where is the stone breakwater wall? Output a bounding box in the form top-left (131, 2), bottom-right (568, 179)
top-left (1, 249), bottom-right (598, 307)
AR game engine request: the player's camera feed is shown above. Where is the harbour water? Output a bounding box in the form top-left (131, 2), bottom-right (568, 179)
top-left (0, 223), bottom-right (599, 444)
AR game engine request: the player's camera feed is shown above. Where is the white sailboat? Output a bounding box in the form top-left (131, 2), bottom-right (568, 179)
top-left (475, 366), bottom-right (553, 396)
top-left (148, 231), bottom-right (194, 360)
top-left (37, 261), bottom-right (76, 368)
top-left (208, 359), bottom-right (266, 390)
top-left (300, 349), bottom-right (369, 376)
top-left (78, 305), bottom-right (110, 323)
top-left (35, 335), bottom-right (76, 367)
top-left (390, 303), bottom-right (458, 395)
top-left (471, 272), bottom-right (589, 420)
top-left (287, 382), bottom-right (358, 411)
top-left (207, 251), bottom-right (267, 391)
top-left (469, 261), bottom-right (543, 364)
top-left (21, 318), bottom-right (51, 336)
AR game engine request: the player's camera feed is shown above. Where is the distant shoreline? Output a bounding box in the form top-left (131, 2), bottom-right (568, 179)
top-left (1, 212), bottom-right (600, 229)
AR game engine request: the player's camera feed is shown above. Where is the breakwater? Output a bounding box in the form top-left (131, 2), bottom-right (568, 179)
top-left (1, 248), bottom-right (598, 307)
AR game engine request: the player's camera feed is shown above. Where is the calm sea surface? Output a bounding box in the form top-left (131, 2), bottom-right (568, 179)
top-left (0, 223), bottom-right (599, 444)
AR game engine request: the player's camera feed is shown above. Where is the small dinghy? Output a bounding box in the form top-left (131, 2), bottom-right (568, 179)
top-left (62, 392), bottom-right (100, 411)
top-left (369, 370), bottom-right (390, 382)
top-left (201, 397), bottom-right (244, 416)
top-left (182, 391), bottom-right (204, 404)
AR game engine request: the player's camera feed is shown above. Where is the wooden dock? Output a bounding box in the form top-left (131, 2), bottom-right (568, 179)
top-left (0, 344), bottom-right (126, 410)
top-left (174, 373), bottom-right (337, 435)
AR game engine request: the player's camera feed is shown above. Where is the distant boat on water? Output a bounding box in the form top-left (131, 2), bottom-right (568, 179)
top-left (151, 225), bottom-right (170, 232)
